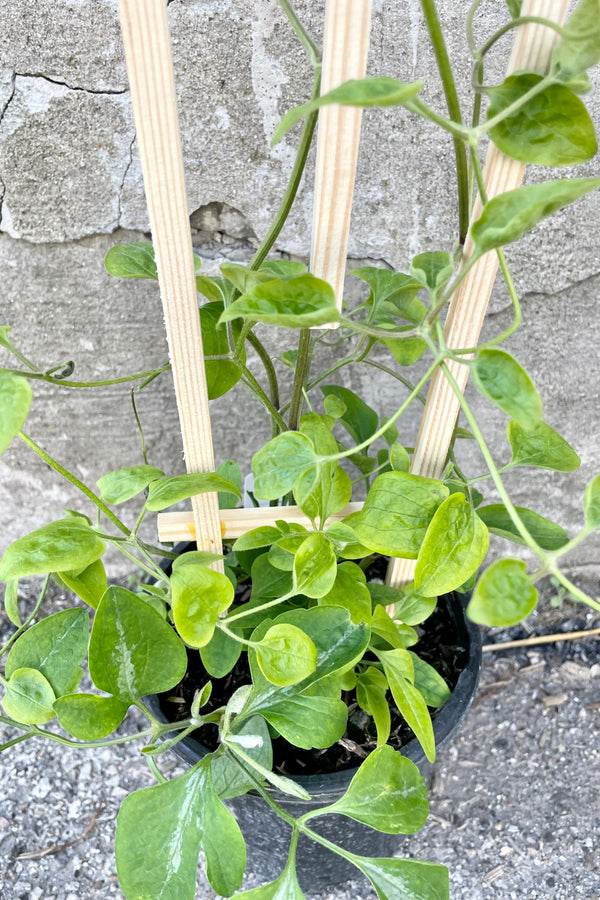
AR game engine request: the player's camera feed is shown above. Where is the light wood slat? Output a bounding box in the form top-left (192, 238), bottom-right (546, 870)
top-left (158, 503), bottom-right (365, 544)
top-left (118, 0), bottom-right (222, 567)
top-left (311, 0), bottom-right (373, 315)
top-left (387, 0), bottom-right (570, 588)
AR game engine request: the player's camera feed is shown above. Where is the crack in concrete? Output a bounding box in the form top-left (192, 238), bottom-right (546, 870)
top-left (484, 269), bottom-right (600, 320)
top-left (117, 134), bottom-right (137, 228)
top-left (0, 72), bottom-right (17, 230)
top-left (14, 72), bottom-right (128, 96)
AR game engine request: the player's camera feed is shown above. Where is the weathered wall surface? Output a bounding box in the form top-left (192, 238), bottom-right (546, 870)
top-left (0, 1), bottom-right (599, 577)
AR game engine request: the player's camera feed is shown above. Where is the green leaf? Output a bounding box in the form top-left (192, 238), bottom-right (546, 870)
top-left (319, 385), bottom-right (378, 445)
top-left (89, 587), bottom-right (187, 701)
top-left (2, 667), bottom-right (56, 724)
top-left (196, 274), bottom-right (227, 302)
top-left (487, 74), bottom-right (597, 166)
top-left (273, 77), bottom-right (422, 145)
top-left (0, 373), bottom-right (32, 456)
top-left (390, 444), bottom-right (410, 472)
top-left (220, 275), bottom-right (338, 328)
top-left (217, 459), bottom-right (242, 510)
top-left (473, 349), bottom-right (542, 428)
top-left (244, 607), bottom-right (369, 749)
top-left (200, 774), bottom-right (247, 896)
top-left (327, 745), bottom-right (428, 834)
top-left (415, 494), bottom-right (489, 598)
top-left (211, 716), bottom-right (273, 800)
top-left (145, 472), bottom-right (241, 511)
top-left (116, 759), bottom-right (245, 900)
top-left (6, 608), bottom-right (89, 697)
top-left (477, 504), bottom-right (568, 550)
top-left (552, 0), bottom-right (600, 79)
top-left (54, 693), bottom-right (130, 740)
top-left (255, 624), bottom-right (317, 686)
top-left (200, 302), bottom-right (245, 400)
top-left (410, 251), bottom-right (454, 293)
top-left (105, 242), bottom-right (158, 279)
top-left (3, 578), bottom-right (20, 626)
top-left (471, 178), bottom-right (600, 258)
top-left (293, 533), bottom-right (337, 598)
top-left (220, 262), bottom-right (276, 293)
top-left (250, 553), bottom-right (293, 600)
top-left (467, 559), bottom-right (538, 626)
top-left (260, 259), bottom-right (308, 280)
top-left (58, 559), bottom-right (108, 609)
top-left (394, 587), bottom-right (437, 626)
top-left (96, 465), bottom-right (164, 505)
top-left (356, 667), bottom-right (391, 746)
top-left (171, 550), bottom-right (225, 570)
top-left (382, 330), bottom-right (428, 368)
top-left (0, 518), bottom-right (105, 582)
top-left (354, 472), bottom-right (449, 558)
top-left (507, 420), bottom-right (580, 471)
top-left (319, 561), bottom-right (372, 625)
top-left (171, 565), bottom-right (234, 648)
top-left (252, 432), bottom-right (318, 501)
top-left (378, 649), bottom-right (435, 762)
top-left (584, 474), bottom-right (600, 529)
top-left (371, 605), bottom-right (418, 650)
top-left (408, 653), bottom-right (451, 708)
top-left (351, 856), bottom-right (449, 900)
top-left (233, 865), bottom-right (305, 899)
top-left (295, 413), bottom-right (351, 522)
top-left (233, 526), bottom-right (281, 551)
top-left (245, 676), bottom-right (348, 750)
top-left (200, 627), bottom-right (243, 678)
top-left (506, 0), bottom-right (522, 18)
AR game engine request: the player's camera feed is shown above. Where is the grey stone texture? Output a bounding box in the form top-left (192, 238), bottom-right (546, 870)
top-left (0, 0), bottom-right (598, 586)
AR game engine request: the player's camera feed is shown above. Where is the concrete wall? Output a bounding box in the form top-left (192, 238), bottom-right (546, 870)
top-left (0, 1), bottom-right (599, 578)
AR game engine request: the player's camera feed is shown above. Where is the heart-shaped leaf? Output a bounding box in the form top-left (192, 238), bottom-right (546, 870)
top-left (0, 519), bottom-right (106, 581)
top-left (89, 587), bottom-right (187, 701)
top-left (97, 465), bottom-right (164, 505)
top-left (326, 745), bottom-right (429, 834)
top-left (467, 559), bottom-right (538, 627)
top-left (171, 565), bottom-right (234, 648)
top-left (54, 693), bottom-right (130, 740)
top-left (0, 373), bottom-right (32, 456)
top-left (6, 608), bottom-right (89, 697)
top-left (2, 667), bottom-right (56, 724)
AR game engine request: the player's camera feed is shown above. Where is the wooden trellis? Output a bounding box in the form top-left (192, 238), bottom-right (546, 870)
top-left (118, 0), bottom-right (568, 589)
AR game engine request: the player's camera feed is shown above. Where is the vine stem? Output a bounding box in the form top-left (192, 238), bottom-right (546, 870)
top-left (322, 359), bottom-right (441, 463)
top-left (18, 431), bottom-right (131, 537)
top-left (278, 0), bottom-right (321, 66)
top-left (288, 329), bottom-right (312, 430)
top-left (476, 16), bottom-right (566, 61)
top-left (439, 361), bottom-right (542, 551)
top-left (0, 575), bottom-right (50, 660)
top-left (419, 0), bottom-right (470, 243)
top-left (1, 364), bottom-right (171, 390)
top-left (249, 67), bottom-right (321, 275)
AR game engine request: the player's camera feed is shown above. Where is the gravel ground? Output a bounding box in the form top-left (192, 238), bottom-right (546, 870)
top-left (1, 579), bottom-right (599, 900)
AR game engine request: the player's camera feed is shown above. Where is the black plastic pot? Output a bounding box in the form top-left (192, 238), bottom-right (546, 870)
top-left (146, 546), bottom-right (481, 890)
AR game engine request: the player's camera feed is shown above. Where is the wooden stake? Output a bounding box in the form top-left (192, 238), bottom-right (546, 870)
top-left (386, 0), bottom-right (570, 589)
top-left (117, 0), bottom-right (222, 566)
top-left (310, 0), bottom-right (373, 314)
top-left (158, 503), bottom-right (364, 544)
top-left (482, 626), bottom-right (600, 653)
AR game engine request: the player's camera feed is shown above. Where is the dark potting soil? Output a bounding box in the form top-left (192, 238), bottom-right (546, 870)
top-left (157, 557), bottom-right (469, 777)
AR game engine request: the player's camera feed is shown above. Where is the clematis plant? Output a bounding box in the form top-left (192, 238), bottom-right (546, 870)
top-left (1, 1), bottom-right (600, 898)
